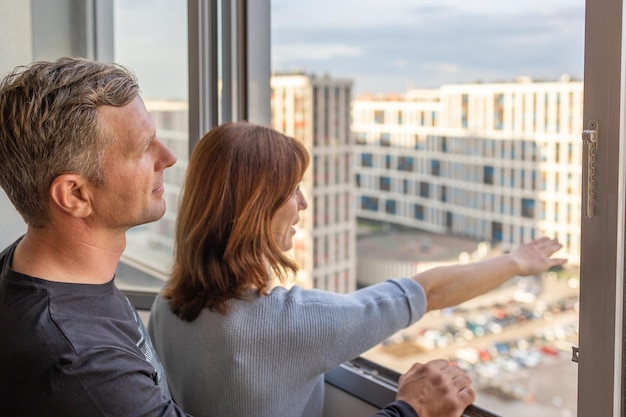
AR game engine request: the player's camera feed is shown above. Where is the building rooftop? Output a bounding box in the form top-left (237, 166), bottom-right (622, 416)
top-left (357, 229), bottom-right (488, 263)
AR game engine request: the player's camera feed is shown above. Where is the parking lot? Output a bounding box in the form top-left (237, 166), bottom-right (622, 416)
top-left (363, 274), bottom-right (579, 417)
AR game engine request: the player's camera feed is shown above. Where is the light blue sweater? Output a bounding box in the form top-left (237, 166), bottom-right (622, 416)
top-left (148, 278), bottom-right (427, 417)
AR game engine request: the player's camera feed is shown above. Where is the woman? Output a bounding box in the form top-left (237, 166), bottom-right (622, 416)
top-left (148, 121), bottom-right (566, 417)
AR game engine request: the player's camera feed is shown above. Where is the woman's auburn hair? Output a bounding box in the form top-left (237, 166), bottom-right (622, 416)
top-left (163, 121), bottom-right (310, 321)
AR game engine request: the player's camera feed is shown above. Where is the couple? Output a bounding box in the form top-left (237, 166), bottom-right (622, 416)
top-left (0, 57), bottom-right (566, 417)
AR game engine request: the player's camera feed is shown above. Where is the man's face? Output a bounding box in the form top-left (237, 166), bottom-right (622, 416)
top-left (90, 96), bottom-right (177, 231)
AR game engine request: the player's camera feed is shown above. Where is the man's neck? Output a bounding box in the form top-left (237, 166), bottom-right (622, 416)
top-left (11, 226), bottom-right (126, 284)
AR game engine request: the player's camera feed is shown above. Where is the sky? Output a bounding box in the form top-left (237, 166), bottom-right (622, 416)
top-left (115, 0), bottom-right (585, 99)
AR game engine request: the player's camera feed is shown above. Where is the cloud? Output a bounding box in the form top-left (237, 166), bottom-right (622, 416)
top-left (114, 0), bottom-right (585, 98)
top-left (273, 43), bottom-right (362, 64)
top-left (271, 3), bottom-right (585, 94)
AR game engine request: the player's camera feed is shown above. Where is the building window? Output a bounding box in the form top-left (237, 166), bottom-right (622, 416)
top-left (385, 199), bottom-right (396, 214)
top-left (385, 154), bottom-right (392, 169)
top-left (419, 182), bottom-right (430, 198)
top-left (361, 153), bottom-right (373, 167)
top-left (380, 132), bottom-right (391, 147)
top-left (414, 204), bottom-right (424, 220)
top-left (374, 109), bottom-right (384, 124)
top-left (461, 94), bottom-right (468, 128)
top-left (484, 165), bottom-right (494, 185)
top-left (414, 134), bottom-right (424, 149)
top-left (521, 198), bottom-right (535, 218)
top-left (431, 159), bottom-right (440, 176)
top-left (491, 221), bottom-right (503, 241)
top-left (494, 93), bottom-right (504, 130)
top-left (379, 176), bottom-right (391, 191)
top-left (398, 156), bottom-right (414, 172)
top-left (361, 196), bottom-right (379, 211)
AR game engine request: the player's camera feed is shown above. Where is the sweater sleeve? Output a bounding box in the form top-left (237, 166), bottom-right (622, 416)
top-left (274, 278), bottom-right (427, 373)
top-left (370, 400), bottom-right (419, 417)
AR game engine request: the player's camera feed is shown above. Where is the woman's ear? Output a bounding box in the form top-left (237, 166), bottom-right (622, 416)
top-left (49, 174), bottom-right (93, 219)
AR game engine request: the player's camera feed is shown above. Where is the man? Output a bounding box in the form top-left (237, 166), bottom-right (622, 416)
top-left (0, 57), bottom-right (474, 416)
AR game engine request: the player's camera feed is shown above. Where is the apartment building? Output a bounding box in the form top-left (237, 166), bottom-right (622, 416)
top-left (271, 73), bottom-right (357, 292)
top-left (353, 76), bottom-right (583, 264)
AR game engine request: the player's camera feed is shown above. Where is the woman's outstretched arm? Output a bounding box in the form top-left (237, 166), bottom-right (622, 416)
top-left (412, 237), bottom-right (567, 312)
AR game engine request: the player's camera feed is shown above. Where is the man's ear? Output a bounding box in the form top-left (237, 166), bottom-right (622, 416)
top-left (49, 174), bottom-right (93, 218)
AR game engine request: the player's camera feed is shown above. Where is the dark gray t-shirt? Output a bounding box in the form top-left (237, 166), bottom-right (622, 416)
top-left (0, 239), bottom-right (188, 417)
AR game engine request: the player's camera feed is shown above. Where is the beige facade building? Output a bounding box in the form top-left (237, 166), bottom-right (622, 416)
top-left (352, 76), bottom-right (583, 265)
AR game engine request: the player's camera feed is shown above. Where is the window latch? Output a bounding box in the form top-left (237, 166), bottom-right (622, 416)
top-left (582, 120), bottom-right (599, 218)
top-left (572, 346), bottom-right (579, 363)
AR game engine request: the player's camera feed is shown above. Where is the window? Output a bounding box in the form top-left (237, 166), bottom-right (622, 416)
top-left (492, 222), bottom-right (503, 241)
top-left (0, 0), bottom-right (271, 293)
top-left (374, 109), bottom-right (385, 124)
top-left (521, 198), bottom-right (535, 218)
top-left (483, 165), bottom-right (494, 185)
top-left (361, 153), bottom-right (373, 167)
top-left (419, 182), bottom-right (430, 198)
top-left (385, 199), bottom-right (396, 214)
top-left (414, 204), bottom-right (425, 220)
top-left (385, 154), bottom-right (392, 169)
top-left (379, 176), bottom-right (391, 192)
top-left (494, 93), bottom-right (504, 130)
top-left (380, 132), bottom-right (391, 147)
top-left (361, 196), bottom-right (379, 211)
top-left (307, 1), bottom-right (585, 412)
top-left (398, 156), bottom-right (414, 172)
top-left (4, 1), bottom-right (621, 416)
top-left (430, 159), bottom-right (440, 176)
top-left (113, 0), bottom-right (188, 291)
top-left (402, 178), bottom-right (409, 194)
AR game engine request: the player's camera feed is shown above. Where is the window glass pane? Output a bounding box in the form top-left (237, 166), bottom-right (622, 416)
top-left (114, 0), bottom-right (188, 291)
top-left (271, 1), bottom-right (583, 415)
top-left (0, 191), bottom-right (26, 249)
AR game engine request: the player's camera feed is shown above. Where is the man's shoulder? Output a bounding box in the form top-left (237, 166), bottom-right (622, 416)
top-left (0, 281), bottom-right (152, 410)
top-left (1, 279), bottom-right (138, 356)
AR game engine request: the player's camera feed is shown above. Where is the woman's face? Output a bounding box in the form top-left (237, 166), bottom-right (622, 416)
top-left (271, 185), bottom-right (308, 251)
